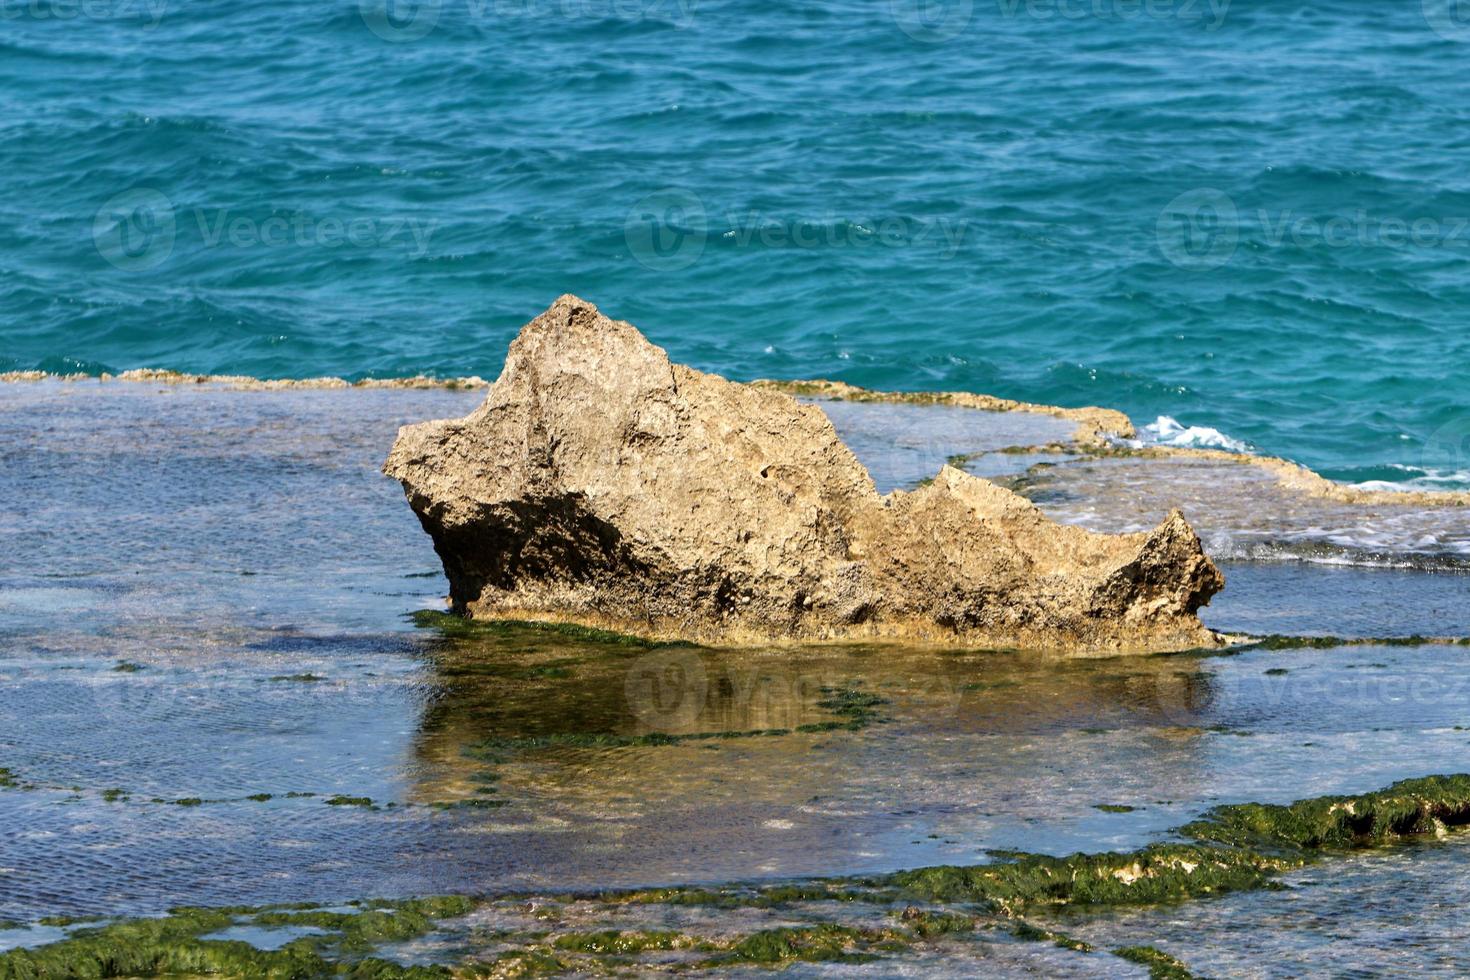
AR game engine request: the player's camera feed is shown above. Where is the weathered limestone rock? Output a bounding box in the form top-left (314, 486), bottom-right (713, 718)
top-left (385, 296), bottom-right (1224, 651)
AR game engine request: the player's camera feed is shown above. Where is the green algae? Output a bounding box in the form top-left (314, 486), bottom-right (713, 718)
top-left (895, 908), bottom-right (976, 938)
top-left (592, 880), bottom-right (886, 910)
top-left (0, 768), bottom-right (19, 789)
top-left (325, 795), bottom-right (376, 808)
top-left (1094, 804), bottom-right (1137, 813)
top-left (0, 897), bottom-right (479, 980)
top-left (466, 949), bottom-right (571, 976)
top-left (410, 609), bottom-right (681, 649)
top-left (876, 773), bottom-right (1470, 921)
top-left (551, 929), bottom-right (702, 954)
top-left (1010, 921), bottom-right (1095, 952)
top-left (250, 896), bottom-right (476, 954)
top-left (13, 775), bottom-right (1470, 976)
top-left (716, 924), bottom-right (889, 965)
top-left (1113, 944), bottom-right (1200, 979)
top-left (882, 776), bottom-right (1470, 914)
top-left (813, 684), bottom-right (889, 729)
top-left (888, 844), bottom-right (1293, 910)
top-left (270, 673), bottom-right (326, 682)
top-left (426, 798), bottom-right (507, 810)
top-left (755, 883), bottom-right (878, 905)
top-left (35, 915), bottom-right (107, 927)
top-left (1180, 774), bottom-right (1470, 852)
top-left (111, 661), bottom-right (144, 673)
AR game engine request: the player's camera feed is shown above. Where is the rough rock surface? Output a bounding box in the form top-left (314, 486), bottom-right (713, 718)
top-left (385, 296), bottom-right (1224, 651)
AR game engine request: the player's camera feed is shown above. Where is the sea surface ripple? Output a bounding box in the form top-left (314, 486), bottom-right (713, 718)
top-left (4, 0), bottom-right (1470, 485)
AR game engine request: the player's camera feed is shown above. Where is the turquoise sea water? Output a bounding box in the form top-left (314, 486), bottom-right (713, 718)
top-left (4, 0), bottom-right (1470, 485)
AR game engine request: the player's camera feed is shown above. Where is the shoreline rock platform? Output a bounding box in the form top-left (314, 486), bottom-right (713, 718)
top-left (384, 295), bottom-right (1224, 652)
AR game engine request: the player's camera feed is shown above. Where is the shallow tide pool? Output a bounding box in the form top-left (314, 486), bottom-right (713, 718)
top-left (2, 381), bottom-right (1468, 975)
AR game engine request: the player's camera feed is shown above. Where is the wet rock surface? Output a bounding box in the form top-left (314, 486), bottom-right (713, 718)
top-left (385, 296), bottom-right (1223, 652)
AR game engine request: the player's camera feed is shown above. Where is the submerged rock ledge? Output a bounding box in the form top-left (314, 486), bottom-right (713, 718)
top-left (0, 368), bottom-right (492, 390)
top-left (6, 774), bottom-right (1470, 976)
top-left (384, 296), bottom-right (1223, 652)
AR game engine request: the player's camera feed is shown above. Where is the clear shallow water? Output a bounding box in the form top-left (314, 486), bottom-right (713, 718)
top-left (1054, 838), bottom-right (1470, 977)
top-left (1002, 452), bottom-right (1470, 571)
top-left (3, 382), bottom-right (1470, 979)
top-left (6, 1), bottom-right (1470, 485)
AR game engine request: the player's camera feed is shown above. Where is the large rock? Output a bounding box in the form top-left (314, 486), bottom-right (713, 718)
top-left (385, 296), bottom-right (1224, 651)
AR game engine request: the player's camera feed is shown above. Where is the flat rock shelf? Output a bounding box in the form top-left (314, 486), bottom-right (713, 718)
top-left (2, 376), bottom-right (1469, 976)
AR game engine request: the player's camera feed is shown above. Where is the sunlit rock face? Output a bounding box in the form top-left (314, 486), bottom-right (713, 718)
top-left (385, 296), bottom-right (1223, 652)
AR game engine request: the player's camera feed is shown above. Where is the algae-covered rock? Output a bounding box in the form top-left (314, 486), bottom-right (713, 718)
top-left (385, 296), bottom-right (1223, 651)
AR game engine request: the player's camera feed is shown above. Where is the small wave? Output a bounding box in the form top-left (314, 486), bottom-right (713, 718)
top-left (1137, 415), bottom-right (1253, 453)
top-left (1353, 464), bottom-right (1470, 493)
top-left (1206, 538), bottom-right (1470, 572)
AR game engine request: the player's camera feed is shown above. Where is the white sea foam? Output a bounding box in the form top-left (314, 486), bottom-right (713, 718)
top-left (1353, 464), bottom-right (1470, 493)
top-left (1135, 415), bottom-right (1252, 453)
